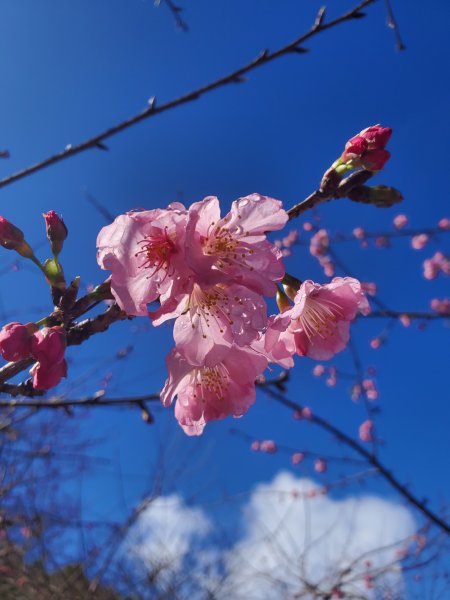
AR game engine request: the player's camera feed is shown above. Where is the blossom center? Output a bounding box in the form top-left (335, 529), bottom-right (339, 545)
top-left (194, 364), bottom-right (229, 402)
top-left (297, 296), bottom-right (343, 340)
top-left (135, 227), bottom-right (175, 276)
top-left (204, 224), bottom-right (254, 271)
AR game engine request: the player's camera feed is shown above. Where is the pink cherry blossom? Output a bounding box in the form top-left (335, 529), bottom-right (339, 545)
top-left (0, 322), bottom-right (34, 362)
top-left (314, 458), bottom-right (327, 473)
top-left (359, 419), bottom-right (374, 442)
top-left (370, 337), bottom-right (382, 349)
top-left (291, 452), bottom-right (305, 465)
top-left (97, 204), bottom-right (192, 317)
top-left (423, 251), bottom-right (450, 279)
top-left (171, 283), bottom-right (267, 366)
top-left (265, 277), bottom-right (370, 363)
top-left (438, 217), bottom-right (450, 230)
top-left (326, 366), bottom-right (337, 387)
top-left (260, 440), bottom-right (278, 454)
top-left (399, 314), bottom-right (411, 327)
top-left (309, 229), bottom-right (329, 257)
top-left (313, 364), bottom-right (325, 377)
top-left (430, 298), bottom-right (450, 314)
top-left (361, 282), bottom-right (377, 296)
top-left (160, 346), bottom-right (268, 435)
top-left (353, 227), bottom-right (366, 240)
top-left (411, 233), bottom-right (429, 250)
top-left (184, 194), bottom-right (288, 296)
top-left (393, 214), bottom-right (409, 229)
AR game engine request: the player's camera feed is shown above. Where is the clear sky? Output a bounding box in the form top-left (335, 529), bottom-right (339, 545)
top-left (0, 0), bottom-right (449, 591)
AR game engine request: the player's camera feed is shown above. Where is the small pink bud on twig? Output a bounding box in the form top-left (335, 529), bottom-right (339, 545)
top-left (43, 210), bottom-right (68, 256)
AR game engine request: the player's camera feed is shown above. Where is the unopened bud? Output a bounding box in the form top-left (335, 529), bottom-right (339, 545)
top-left (0, 216), bottom-right (34, 258)
top-left (43, 258), bottom-right (66, 290)
top-left (276, 288), bottom-right (291, 312)
top-left (43, 211), bottom-right (68, 256)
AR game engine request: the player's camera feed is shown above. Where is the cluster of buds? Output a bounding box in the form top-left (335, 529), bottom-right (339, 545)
top-left (98, 191), bottom-right (370, 435)
top-left (320, 125), bottom-right (397, 205)
top-left (0, 324), bottom-right (67, 389)
top-left (340, 125), bottom-right (392, 171)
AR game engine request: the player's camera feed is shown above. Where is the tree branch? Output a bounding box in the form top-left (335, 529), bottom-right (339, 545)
top-left (0, 0), bottom-right (376, 190)
top-left (264, 387), bottom-right (450, 536)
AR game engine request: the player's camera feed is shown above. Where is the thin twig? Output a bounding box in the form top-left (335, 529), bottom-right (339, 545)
top-left (158, 0), bottom-right (189, 32)
top-left (263, 387), bottom-right (450, 536)
top-left (0, 0), bottom-right (376, 190)
top-left (0, 393), bottom-right (159, 410)
top-left (385, 0), bottom-right (406, 51)
top-left (366, 310), bottom-right (450, 320)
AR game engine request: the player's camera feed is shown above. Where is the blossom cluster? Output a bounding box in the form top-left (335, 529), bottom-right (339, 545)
top-left (97, 193), bottom-right (369, 435)
top-left (0, 324), bottom-right (67, 389)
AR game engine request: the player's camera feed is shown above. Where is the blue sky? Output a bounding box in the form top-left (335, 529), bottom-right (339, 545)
top-left (0, 0), bottom-right (449, 587)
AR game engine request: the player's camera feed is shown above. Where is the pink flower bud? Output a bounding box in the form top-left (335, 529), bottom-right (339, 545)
top-left (399, 314), bottom-right (411, 328)
top-left (30, 359), bottom-right (67, 390)
top-left (370, 337), bottom-right (382, 349)
top-left (438, 217), bottom-right (450, 230)
top-left (313, 364), bottom-right (325, 377)
top-left (353, 227), bottom-right (366, 240)
top-left (260, 440), bottom-right (277, 454)
top-left (0, 322), bottom-right (34, 362)
top-left (430, 298), bottom-right (450, 314)
top-left (251, 440), bottom-right (261, 451)
top-left (411, 234), bottom-right (429, 250)
top-left (360, 148), bottom-right (391, 171)
top-left (314, 458), bottom-right (327, 473)
top-left (359, 125), bottom-right (392, 149)
top-left (0, 216), bottom-right (25, 250)
top-left (30, 326), bottom-right (66, 366)
top-left (341, 135), bottom-right (368, 162)
top-left (302, 406), bottom-right (312, 419)
top-left (291, 452), bottom-right (305, 465)
top-left (359, 419), bottom-right (374, 442)
top-left (43, 211), bottom-right (68, 256)
top-left (393, 214), bottom-right (408, 229)
top-left (302, 222), bottom-right (313, 232)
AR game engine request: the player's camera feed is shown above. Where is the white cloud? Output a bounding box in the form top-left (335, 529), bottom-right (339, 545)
top-left (126, 473), bottom-right (416, 599)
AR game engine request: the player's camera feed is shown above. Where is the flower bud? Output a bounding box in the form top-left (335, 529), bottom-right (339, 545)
top-left (30, 359), bottom-right (67, 390)
top-left (31, 326), bottom-right (66, 366)
top-left (43, 211), bottom-right (68, 256)
top-left (347, 185), bottom-right (403, 208)
top-left (360, 149), bottom-right (391, 171)
top-left (43, 258), bottom-right (66, 289)
top-left (0, 216), bottom-right (34, 258)
top-left (0, 322), bottom-right (36, 362)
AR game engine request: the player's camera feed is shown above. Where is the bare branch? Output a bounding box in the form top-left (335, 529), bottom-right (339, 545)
top-left (0, 0), bottom-right (376, 190)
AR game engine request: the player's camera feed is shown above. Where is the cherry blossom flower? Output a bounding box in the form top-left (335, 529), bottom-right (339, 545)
top-left (438, 217), bottom-right (450, 230)
top-left (423, 251), bottom-right (450, 279)
top-left (314, 458), bottom-right (328, 473)
top-left (393, 214), bottom-right (408, 229)
top-left (359, 419), bottom-right (374, 442)
top-left (97, 204), bottom-right (192, 317)
top-left (260, 440), bottom-right (278, 453)
top-left (264, 277), bottom-right (370, 363)
top-left (411, 233), bottom-right (429, 250)
top-left (430, 298), bottom-right (450, 314)
top-left (291, 452), bottom-right (305, 465)
top-left (160, 346), bottom-right (267, 435)
top-left (184, 194), bottom-right (288, 296)
top-left (171, 283), bottom-right (267, 366)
